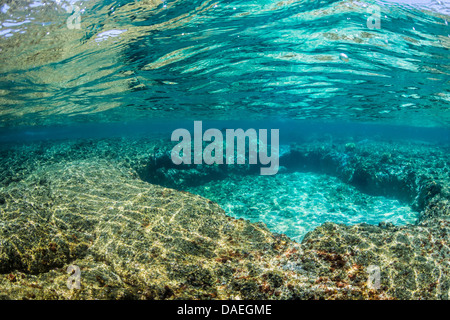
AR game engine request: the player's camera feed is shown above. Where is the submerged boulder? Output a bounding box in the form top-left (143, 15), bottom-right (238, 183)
top-left (0, 160), bottom-right (307, 299)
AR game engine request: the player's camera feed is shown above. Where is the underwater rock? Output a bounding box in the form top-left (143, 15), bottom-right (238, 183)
top-left (299, 218), bottom-right (450, 299)
top-left (0, 137), bottom-right (449, 300)
top-left (0, 158), bottom-right (310, 299)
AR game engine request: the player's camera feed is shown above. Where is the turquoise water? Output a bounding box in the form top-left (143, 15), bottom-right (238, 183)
top-left (0, 0), bottom-right (449, 127)
top-left (187, 171), bottom-right (418, 241)
top-left (0, 1), bottom-right (450, 300)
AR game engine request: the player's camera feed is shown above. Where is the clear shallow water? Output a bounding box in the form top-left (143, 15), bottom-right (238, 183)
top-left (0, 1), bottom-right (449, 240)
top-left (0, 0), bottom-right (449, 127)
top-left (187, 171), bottom-right (418, 241)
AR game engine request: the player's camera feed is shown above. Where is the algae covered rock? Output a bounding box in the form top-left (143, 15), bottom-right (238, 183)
top-left (299, 219), bottom-right (450, 299)
top-left (0, 137), bottom-right (449, 300)
top-left (0, 159), bottom-right (306, 299)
